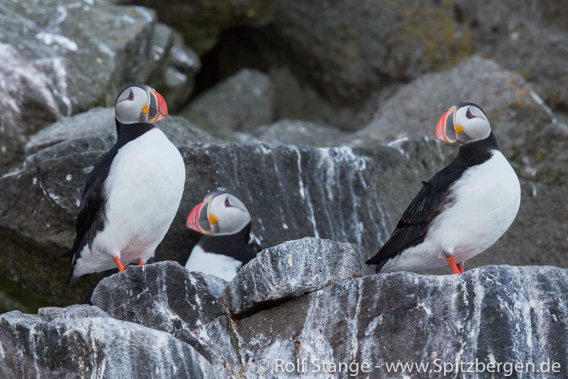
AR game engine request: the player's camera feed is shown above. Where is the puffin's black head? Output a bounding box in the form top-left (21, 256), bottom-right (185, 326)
top-left (114, 84), bottom-right (168, 124)
top-left (435, 103), bottom-right (491, 145)
top-left (186, 190), bottom-right (252, 236)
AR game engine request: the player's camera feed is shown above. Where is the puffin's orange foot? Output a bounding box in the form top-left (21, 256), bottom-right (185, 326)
top-left (113, 256), bottom-right (126, 272)
top-left (457, 264), bottom-right (464, 273)
top-left (446, 256), bottom-right (460, 274)
top-left (137, 259), bottom-right (145, 266)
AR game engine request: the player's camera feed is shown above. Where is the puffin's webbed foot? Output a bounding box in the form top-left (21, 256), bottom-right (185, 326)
top-left (113, 256), bottom-right (126, 271)
top-left (446, 256), bottom-right (460, 274)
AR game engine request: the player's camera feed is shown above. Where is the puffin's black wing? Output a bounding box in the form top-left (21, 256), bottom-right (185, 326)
top-left (61, 147), bottom-right (120, 266)
top-left (366, 163), bottom-right (469, 268)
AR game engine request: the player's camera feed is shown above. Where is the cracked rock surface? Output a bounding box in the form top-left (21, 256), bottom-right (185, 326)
top-left (2, 248), bottom-right (567, 378)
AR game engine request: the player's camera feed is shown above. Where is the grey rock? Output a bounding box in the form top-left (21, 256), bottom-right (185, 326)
top-left (113, 0), bottom-right (274, 55)
top-left (251, 119), bottom-right (347, 147)
top-left (91, 261), bottom-right (236, 370)
top-left (454, 0), bottom-right (568, 110)
top-left (91, 262), bottom-right (227, 342)
top-left (0, 308), bottom-right (229, 378)
top-left (0, 138), bottom-right (450, 310)
top-left (0, 0), bottom-right (199, 173)
top-left (222, 237), bottom-right (363, 314)
top-left (350, 56), bottom-right (553, 155)
top-left (24, 108), bottom-right (218, 166)
top-left (37, 304), bottom-right (109, 322)
top-left (238, 0), bottom-right (472, 105)
top-left (180, 69), bottom-right (275, 138)
top-left (236, 265), bottom-right (568, 377)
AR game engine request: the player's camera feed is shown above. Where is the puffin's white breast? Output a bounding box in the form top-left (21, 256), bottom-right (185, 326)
top-left (382, 151), bottom-right (521, 272)
top-left (73, 129), bottom-right (185, 276)
top-left (185, 244), bottom-right (242, 282)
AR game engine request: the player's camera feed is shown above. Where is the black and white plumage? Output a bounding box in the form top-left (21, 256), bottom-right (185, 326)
top-left (185, 190), bottom-right (259, 281)
top-left (63, 84), bottom-right (186, 284)
top-left (366, 103), bottom-right (521, 274)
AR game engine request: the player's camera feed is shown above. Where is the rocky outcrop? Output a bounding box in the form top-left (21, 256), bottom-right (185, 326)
top-left (0, 0), bottom-right (199, 173)
top-left (247, 0), bottom-right (472, 105)
top-left (235, 264), bottom-right (568, 377)
top-left (250, 119), bottom-right (347, 147)
top-left (1, 244), bottom-right (566, 378)
top-left (221, 238), bottom-right (363, 314)
top-left (350, 56), bottom-right (553, 155)
top-left (0, 304), bottom-right (229, 378)
top-left (180, 69), bottom-right (274, 138)
top-left (0, 133), bottom-right (448, 310)
top-left (114, 0), bottom-right (274, 55)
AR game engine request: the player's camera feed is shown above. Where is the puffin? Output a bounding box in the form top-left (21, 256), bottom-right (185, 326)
top-left (366, 103), bottom-right (521, 274)
top-left (63, 84), bottom-right (186, 284)
top-left (185, 190), bottom-right (260, 281)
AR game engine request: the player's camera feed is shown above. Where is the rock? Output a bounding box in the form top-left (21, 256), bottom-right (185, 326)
top-left (24, 108), bottom-right (219, 166)
top-left (250, 119), bottom-right (347, 147)
top-left (233, 0), bottom-right (472, 105)
top-left (350, 56), bottom-right (553, 155)
top-left (91, 262), bottom-right (226, 344)
top-left (113, 0), bottom-right (274, 55)
top-left (0, 0), bottom-right (199, 173)
top-left (0, 138), bottom-right (450, 311)
top-left (453, 0), bottom-right (568, 110)
top-left (0, 305), bottom-right (229, 378)
top-left (180, 69), bottom-right (274, 138)
top-left (222, 238), bottom-right (363, 314)
top-left (236, 265), bottom-right (568, 377)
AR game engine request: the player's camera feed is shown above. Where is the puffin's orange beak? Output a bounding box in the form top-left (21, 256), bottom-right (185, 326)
top-left (435, 106), bottom-right (457, 143)
top-left (148, 89), bottom-right (168, 123)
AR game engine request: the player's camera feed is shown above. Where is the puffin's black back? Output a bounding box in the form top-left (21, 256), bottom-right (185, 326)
top-left (62, 121), bottom-right (155, 283)
top-left (366, 132), bottom-right (499, 269)
top-left (197, 223), bottom-right (257, 265)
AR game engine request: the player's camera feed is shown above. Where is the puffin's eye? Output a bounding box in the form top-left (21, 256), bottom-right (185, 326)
top-left (224, 197), bottom-right (231, 207)
top-left (466, 108), bottom-right (474, 119)
top-left (128, 90), bottom-right (134, 100)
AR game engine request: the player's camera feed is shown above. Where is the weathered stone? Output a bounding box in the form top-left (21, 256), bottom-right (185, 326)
top-left (180, 69), bottom-right (274, 138)
top-left (222, 238), bottom-right (363, 314)
top-left (24, 108), bottom-right (219, 165)
top-left (91, 262), bottom-right (227, 341)
top-left (91, 262), bottom-right (237, 370)
top-left (0, 138), bottom-right (451, 311)
top-left (350, 56), bottom-right (553, 155)
top-left (454, 0), bottom-right (568, 110)
top-left (114, 0), bottom-right (274, 55)
top-left (0, 0), bottom-right (199, 173)
top-left (0, 307), bottom-right (229, 378)
top-left (233, 0), bottom-right (472, 105)
top-left (236, 265), bottom-right (568, 377)
top-left (251, 119), bottom-right (347, 147)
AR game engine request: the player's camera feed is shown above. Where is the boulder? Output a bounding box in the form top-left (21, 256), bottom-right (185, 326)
top-left (222, 238), bottom-right (363, 314)
top-left (112, 0), bottom-right (274, 55)
top-left (453, 0), bottom-right (568, 110)
top-left (250, 119), bottom-right (347, 147)
top-left (24, 108), bottom-right (219, 165)
top-left (349, 56), bottom-right (553, 155)
top-left (180, 69), bottom-right (274, 138)
top-left (235, 265), bottom-right (568, 377)
top-left (0, 305), bottom-right (229, 378)
top-left (0, 137), bottom-right (450, 311)
top-left (0, 0), bottom-right (199, 173)
top-left (229, 0), bottom-right (472, 105)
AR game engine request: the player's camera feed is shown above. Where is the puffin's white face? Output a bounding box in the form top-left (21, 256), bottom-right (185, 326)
top-left (186, 191), bottom-right (252, 236)
top-left (435, 103), bottom-right (491, 145)
top-left (114, 84), bottom-right (168, 124)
